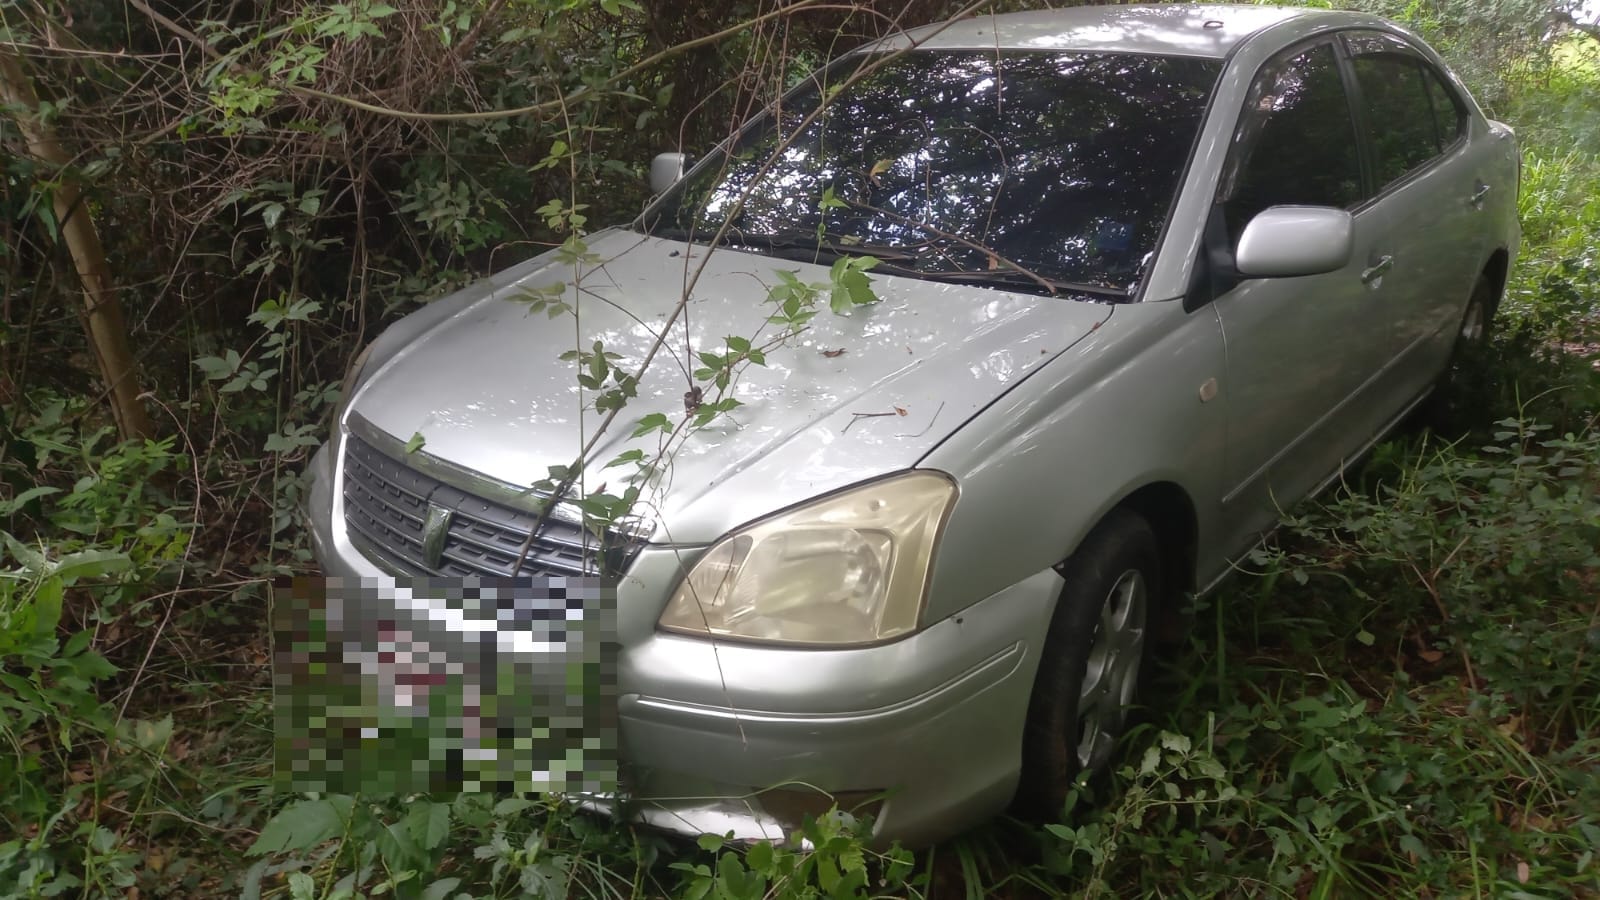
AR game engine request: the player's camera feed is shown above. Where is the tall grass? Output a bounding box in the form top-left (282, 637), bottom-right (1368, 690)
top-left (4, 16), bottom-right (1600, 900)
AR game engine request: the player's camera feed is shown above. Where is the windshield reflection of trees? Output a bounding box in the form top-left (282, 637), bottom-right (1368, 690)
top-left (655, 51), bottom-right (1220, 294)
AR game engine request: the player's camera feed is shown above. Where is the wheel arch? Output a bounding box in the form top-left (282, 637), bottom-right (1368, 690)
top-left (1108, 481), bottom-right (1199, 603)
top-left (1052, 481), bottom-right (1198, 643)
top-left (1482, 248), bottom-right (1510, 313)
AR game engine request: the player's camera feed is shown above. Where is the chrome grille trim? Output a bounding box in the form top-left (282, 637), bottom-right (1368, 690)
top-left (340, 432), bottom-right (640, 578)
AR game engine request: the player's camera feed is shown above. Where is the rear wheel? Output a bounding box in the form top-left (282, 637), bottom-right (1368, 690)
top-left (1419, 274), bottom-right (1496, 430)
top-left (1016, 509), bottom-right (1159, 819)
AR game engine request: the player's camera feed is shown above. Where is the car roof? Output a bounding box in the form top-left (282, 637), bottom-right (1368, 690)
top-left (870, 4), bottom-right (1340, 59)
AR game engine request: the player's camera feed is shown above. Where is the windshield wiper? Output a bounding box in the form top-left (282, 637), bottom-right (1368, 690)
top-left (912, 267), bottom-right (1132, 301)
top-left (724, 230), bottom-right (922, 265)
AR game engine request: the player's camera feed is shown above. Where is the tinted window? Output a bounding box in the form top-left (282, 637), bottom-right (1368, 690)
top-left (1422, 65), bottom-right (1465, 146)
top-left (1221, 43), bottom-right (1362, 239)
top-left (1351, 51), bottom-right (1443, 188)
top-left (644, 51), bottom-right (1222, 295)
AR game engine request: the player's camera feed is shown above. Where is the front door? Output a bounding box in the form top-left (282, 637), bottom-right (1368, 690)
top-left (1209, 38), bottom-right (1395, 544)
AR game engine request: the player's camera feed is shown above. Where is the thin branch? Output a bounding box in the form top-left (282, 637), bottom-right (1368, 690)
top-left (506, 0), bottom-right (999, 574)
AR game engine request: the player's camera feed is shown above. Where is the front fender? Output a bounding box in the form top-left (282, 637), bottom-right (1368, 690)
top-left (917, 299), bottom-right (1229, 624)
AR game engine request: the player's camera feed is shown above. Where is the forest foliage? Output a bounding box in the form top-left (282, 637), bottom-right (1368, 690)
top-left (2, 0), bottom-right (1599, 897)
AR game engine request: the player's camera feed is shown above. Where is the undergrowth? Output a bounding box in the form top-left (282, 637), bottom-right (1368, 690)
top-left (3, 8), bottom-right (1600, 900)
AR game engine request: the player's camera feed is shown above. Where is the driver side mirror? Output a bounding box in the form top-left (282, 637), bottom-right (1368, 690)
top-left (650, 152), bottom-right (688, 195)
top-left (1234, 206), bottom-right (1354, 278)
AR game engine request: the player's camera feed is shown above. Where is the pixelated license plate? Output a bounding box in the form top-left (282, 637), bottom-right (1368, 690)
top-left (271, 575), bottom-right (618, 796)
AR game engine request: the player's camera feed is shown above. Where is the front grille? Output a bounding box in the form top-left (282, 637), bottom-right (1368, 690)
top-left (341, 434), bottom-right (639, 578)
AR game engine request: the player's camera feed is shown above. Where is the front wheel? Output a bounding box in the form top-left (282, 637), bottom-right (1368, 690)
top-left (1016, 509), bottom-right (1159, 820)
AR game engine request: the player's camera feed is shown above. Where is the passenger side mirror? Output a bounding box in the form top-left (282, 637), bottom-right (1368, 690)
top-left (1234, 206), bottom-right (1354, 278)
top-left (650, 152), bottom-right (688, 195)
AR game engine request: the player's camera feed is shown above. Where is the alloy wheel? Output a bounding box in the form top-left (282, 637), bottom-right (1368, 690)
top-left (1075, 568), bottom-right (1148, 770)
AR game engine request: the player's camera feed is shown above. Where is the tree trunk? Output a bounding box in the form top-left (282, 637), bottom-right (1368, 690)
top-left (0, 50), bottom-right (152, 441)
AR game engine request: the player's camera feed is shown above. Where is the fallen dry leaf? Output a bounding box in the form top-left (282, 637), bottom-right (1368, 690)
top-left (1418, 648), bottom-right (1444, 664)
top-left (1516, 860), bottom-right (1530, 883)
top-left (894, 406), bottom-right (907, 416)
top-left (821, 348), bottom-right (846, 358)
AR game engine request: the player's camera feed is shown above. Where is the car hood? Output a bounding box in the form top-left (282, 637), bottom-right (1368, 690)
top-left (346, 228), bottom-right (1113, 544)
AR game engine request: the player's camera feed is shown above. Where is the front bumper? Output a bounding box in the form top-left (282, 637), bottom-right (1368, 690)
top-left (299, 440), bottom-right (1060, 847)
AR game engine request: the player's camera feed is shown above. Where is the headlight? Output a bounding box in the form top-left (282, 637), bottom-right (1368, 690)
top-left (657, 471), bottom-right (957, 646)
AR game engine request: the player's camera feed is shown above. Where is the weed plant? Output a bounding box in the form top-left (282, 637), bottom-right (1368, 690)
top-left (4, 13), bottom-right (1600, 900)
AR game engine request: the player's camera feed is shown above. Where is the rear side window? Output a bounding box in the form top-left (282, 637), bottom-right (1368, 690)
top-left (1219, 41), bottom-right (1363, 240)
top-left (1422, 66), bottom-right (1466, 146)
top-left (1347, 32), bottom-right (1462, 190)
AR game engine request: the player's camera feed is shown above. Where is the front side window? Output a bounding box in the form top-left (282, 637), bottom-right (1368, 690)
top-left (1219, 42), bottom-right (1363, 241)
top-left (643, 50), bottom-right (1222, 297)
top-left (1347, 33), bottom-right (1452, 189)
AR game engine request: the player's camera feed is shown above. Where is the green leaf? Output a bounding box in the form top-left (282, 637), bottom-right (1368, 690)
top-left (744, 840), bottom-right (775, 875)
top-left (261, 202), bottom-right (285, 230)
top-left (3, 532), bottom-right (48, 570)
top-left (239, 859), bottom-right (269, 900)
top-left (194, 355), bottom-right (236, 380)
top-left (697, 833), bottom-right (725, 852)
top-left (1, 485), bottom-right (60, 514)
top-left (376, 819), bottom-right (422, 874)
top-left (52, 548), bottom-right (133, 583)
top-left (604, 449), bottom-right (645, 469)
top-left (419, 879), bottom-right (461, 900)
top-left (1044, 823), bottom-right (1075, 841)
top-left (407, 800), bottom-right (450, 851)
top-left (69, 648), bottom-right (118, 681)
top-left (130, 714), bottom-right (174, 752)
top-left (631, 413), bottom-right (672, 437)
top-left (247, 796), bottom-right (357, 856)
top-left (827, 257), bottom-right (880, 314)
top-left (492, 797), bottom-right (534, 816)
top-left (61, 629), bottom-right (95, 659)
top-left (717, 850), bottom-right (752, 893)
top-left (404, 432), bottom-right (426, 454)
top-left (33, 200), bottom-right (59, 243)
top-left (31, 577), bottom-right (63, 636)
top-left (518, 865), bottom-right (552, 897)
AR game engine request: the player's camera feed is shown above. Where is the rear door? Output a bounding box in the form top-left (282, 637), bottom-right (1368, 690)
top-left (1341, 30), bottom-right (1485, 406)
top-left (1210, 38), bottom-right (1394, 541)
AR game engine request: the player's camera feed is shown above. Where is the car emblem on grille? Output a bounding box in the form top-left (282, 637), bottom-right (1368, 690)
top-left (420, 502), bottom-right (453, 570)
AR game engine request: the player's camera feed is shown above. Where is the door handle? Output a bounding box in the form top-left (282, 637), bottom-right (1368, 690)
top-left (1469, 182), bottom-right (1491, 208)
top-left (1361, 255), bottom-right (1393, 284)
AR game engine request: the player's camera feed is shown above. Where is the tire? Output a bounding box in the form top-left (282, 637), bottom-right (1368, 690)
top-left (1418, 274), bottom-right (1496, 430)
top-left (1016, 509), bottom-right (1160, 820)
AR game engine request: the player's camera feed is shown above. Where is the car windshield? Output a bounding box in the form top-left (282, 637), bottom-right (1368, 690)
top-left (641, 49), bottom-right (1222, 298)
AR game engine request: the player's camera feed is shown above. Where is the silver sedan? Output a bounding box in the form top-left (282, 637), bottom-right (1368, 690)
top-left (303, 3), bottom-right (1521, 847)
